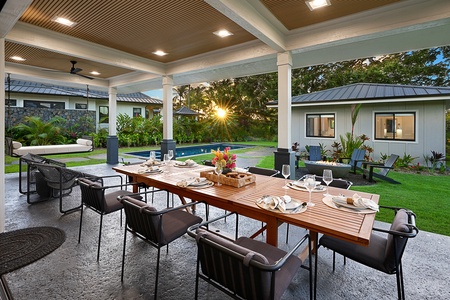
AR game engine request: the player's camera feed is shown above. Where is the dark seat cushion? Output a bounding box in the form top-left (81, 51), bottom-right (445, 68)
top-left (320, 209), bottom-right (411, 274)
top-left (196, 229), bottom-right (302, 300)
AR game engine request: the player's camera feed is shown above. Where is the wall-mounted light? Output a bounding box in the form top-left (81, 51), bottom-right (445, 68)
top-left (10, 56), bottom-right (26, 61)
top-left (305, 0), bottom-right (331, 11)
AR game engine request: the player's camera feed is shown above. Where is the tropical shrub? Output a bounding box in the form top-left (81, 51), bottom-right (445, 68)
top-left (12, 116), bottom-right (66, 146)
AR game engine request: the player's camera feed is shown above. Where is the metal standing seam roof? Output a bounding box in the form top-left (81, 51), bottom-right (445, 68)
top-left (5, 80), bottom-right (163, 105)
top-left (174, 106), bottom-right (203, 115)
top-left (267, 83), bottom-right (450, 105)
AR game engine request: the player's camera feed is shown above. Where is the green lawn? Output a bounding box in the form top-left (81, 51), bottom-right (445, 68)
top-left (5, 142), bottom-right (449, 237)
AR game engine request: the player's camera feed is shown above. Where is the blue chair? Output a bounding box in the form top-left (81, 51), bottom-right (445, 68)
top-left (349, 148), bottom-right (366, 173)
top-left (308, 145), bottom-right (322, 161)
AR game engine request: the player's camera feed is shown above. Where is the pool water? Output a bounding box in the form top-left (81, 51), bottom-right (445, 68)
top-left (126, 143), bottom-right (249, 159)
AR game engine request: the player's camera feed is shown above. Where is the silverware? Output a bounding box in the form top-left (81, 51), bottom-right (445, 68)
top-left (291, 202), bottom-right (307, 213)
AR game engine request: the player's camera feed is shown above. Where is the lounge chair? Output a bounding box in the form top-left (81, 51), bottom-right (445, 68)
top-left (348, 148), bottom-right (366, 173)
top-left (308, 145), bottom-right (322, 161)
top-left (362, 154), bottom-right (400, 184)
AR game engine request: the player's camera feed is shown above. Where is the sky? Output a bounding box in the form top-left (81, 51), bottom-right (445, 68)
top-left (144, 89), bottom-right (163, 100)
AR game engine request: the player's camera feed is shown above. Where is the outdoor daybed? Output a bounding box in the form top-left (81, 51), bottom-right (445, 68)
top-left (5, 137), bottom-right (93, 157)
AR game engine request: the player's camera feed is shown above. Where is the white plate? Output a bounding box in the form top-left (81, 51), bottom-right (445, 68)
top-left (175, 162), bottom-right (198, 168)
top-left (288, 182), bottom-right (323, 192)
top-left (145, 169), bottom-right (163, 174)
top-left (322, 196), bottom-right (377, 214)
top-left (189, 180), bottom-right (210, 187)
top-left (255, 197), bottom-right (307, 214)
top-left (187, 181), bottom-right (214, 189)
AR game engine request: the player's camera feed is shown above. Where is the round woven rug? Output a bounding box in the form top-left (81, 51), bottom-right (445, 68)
top-left (0, 226), bottom-right (66, 275)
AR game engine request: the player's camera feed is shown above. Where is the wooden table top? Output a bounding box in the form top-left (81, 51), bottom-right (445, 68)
top-left (113, 163), bottom-right (379, 247)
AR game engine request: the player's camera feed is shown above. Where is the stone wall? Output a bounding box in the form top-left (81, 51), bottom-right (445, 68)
top-left (5, 107), bottom-right (97, 132)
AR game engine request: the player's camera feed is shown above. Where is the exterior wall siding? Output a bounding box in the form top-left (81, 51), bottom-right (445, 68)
top-left (292, 100), bottom-right (446, 165)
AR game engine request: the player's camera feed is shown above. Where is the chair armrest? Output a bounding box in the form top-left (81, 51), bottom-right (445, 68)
top-left (372, 206), bottom-right (419, 238)
top-left (188, 212), bottom-right (311, 272)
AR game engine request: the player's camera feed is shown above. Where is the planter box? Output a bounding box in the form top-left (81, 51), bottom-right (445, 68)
top-left (304, 160), bottom-right (351, 178)
top-left (200, 170), bottom-right (256, 188)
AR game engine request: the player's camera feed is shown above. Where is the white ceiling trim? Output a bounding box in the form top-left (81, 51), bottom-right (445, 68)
top-left (7, 22), bottom-right (167, 75)
top-left (206, 0), bottom-right (286, 52)
top-left (0, 0), bottom-right (31, 38)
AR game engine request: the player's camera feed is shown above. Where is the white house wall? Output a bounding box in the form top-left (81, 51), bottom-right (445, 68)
top-left (292, 100), bottom-right (446, 165)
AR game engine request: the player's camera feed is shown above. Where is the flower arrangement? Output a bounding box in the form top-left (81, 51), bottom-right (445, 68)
top-left (211, 147), bottom-right (237, 169)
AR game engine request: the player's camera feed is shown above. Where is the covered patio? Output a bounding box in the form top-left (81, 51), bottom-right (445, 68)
top-left (2, 163), bottom-right (449, 299)
top-left (1, 1), bottom-right (450, 299)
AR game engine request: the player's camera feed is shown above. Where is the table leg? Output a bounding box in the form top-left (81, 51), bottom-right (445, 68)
top-left (265, 218), bottom-right (279, 246)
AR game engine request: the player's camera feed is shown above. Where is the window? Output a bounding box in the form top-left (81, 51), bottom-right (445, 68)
top-left (374, 112), bottom-right (415, 141)
top-left (24, 100), bottom-right (64, 109)
top-left (75, 103), bottom-right (87, 109)
top-left (99, 106), bottom-right (109, 123)
top-left (133, 108), bottom-right (142, 117)
top-left (5, 99), bottom-right (17, 106)
top-left (306, 114), bottom-right (335, 138)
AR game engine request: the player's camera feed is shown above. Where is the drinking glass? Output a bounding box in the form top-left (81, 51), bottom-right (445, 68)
top-left (282, 164), bottom-right (290, 193)
top-left (168, 150), bottom-right (174, 165)
top-left (322, 169), bottom-right (333, 196)
top-left (149, 151), bottom-right (156, 161)
top-left (214, 164), bottom-right (223, 186)
top-left (304, 174), bottom-right (316, 207)
top-left (163, 154), bottom-right (170, 166)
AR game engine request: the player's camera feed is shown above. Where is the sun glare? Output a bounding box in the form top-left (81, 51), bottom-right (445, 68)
top-left (217, 108), bottom-right (227, 119)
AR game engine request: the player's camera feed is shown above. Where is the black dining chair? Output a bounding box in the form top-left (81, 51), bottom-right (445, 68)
top-left (188, 212), bottom-right (312, 300)
top-left (118, 195), bottom-right (205, 300)
top-left (77, 176), bottom-right (143, 261)
top-left (314, 206), bottom-right (418, 300)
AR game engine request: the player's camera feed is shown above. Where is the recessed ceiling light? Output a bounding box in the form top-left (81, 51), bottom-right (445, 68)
top-left (52, 16), bottom-right (77, 27)
top-left (305, 0), bottom-right (331, 11)
top-left (213, 30), bottom-right (233, 38)
top-left (90, 71), bottom-right (100, 76)
top-left (153, 50), bottom-right (168, 56)
top-left (10, 56), bottom-right (26, 61)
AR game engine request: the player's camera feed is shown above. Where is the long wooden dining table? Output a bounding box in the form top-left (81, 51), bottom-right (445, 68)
top-left (113, 163), bottom-right (379, 251)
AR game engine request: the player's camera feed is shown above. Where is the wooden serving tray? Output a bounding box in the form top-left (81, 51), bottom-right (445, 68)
top-left (199, 170), bottom-right (256, 188)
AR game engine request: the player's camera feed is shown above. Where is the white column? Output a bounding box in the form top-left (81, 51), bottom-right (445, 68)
top-left (0, 38), bottom-right (5, 231)
top-left (108, 86), bottom-right (117, 136)
top-left (162, 76), bottom-right (173, 139)
top-left (277, 52), bottom-right (292, 149)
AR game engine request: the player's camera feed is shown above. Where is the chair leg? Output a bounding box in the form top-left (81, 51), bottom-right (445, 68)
top-left (121, 226), bottom-right (128, 282)
top-left (194, 259), bottom-right (200, 300)
top-left (314, 244), bottom-right (320, 300)
top-left (332, 251), bottom-right (336, 271)
top-left (154, 247), bottom-right (161, 300)
top-left (285, 224), bottom-right (290, 243)
top-left (78, 206), bottom-right (84, 243)
top-left (396, 262), bottom-right (405, 300)
top-left (97, 214), bottom-right (103, 261)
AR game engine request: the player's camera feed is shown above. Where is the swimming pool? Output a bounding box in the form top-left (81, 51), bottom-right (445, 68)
top-left (125, 143), bottom-right (249, 159)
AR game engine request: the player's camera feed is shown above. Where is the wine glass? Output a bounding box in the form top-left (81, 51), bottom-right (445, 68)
top-left (149, 151), bottom-right (156, 161)
top-left (163, 153), bottom-right (170, 166)
top-left (322, 169), bottom-right (333, 197)
top-left (168, 150), bottom-right (174, 165)
top-left (214, 164), bottom-right (223, 186)
top-left (304, 174), bottom-right (316, 207)
top-left (282, 164), bottom-right (290, 193)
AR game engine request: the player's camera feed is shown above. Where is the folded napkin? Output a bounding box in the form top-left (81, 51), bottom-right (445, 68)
top-left (332, 193), bottom-right (379, 211)
top-left (176, 159), bottom-right (196, 166)
top-left (137, 166), bottom-right (161, 174)
top-left (176, 177), bottom-right (207, 187)
top-left (259, 195), bottom-right (292, 213)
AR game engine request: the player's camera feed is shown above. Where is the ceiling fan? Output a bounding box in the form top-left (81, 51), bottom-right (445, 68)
top-left (69, 60), bottom-right (94, 80)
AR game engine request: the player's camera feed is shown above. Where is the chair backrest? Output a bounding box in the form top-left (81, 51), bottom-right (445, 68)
top-left (315, 175), bottom-right (352, 189)
top-left (379, 154), bottom-right (399, 177)
top-left (195, 228), bottom-right (275, 299)
top-left (35, 163), bottom-right (80, 189)
top-left (247, 167), bottom-right (279, 177)
top-left (383, 209), bottom-right (418, 272)
top-left (78, 177), bottom-right (106, 212)
top-left (120, 196), bottom-right (168, 246)
top-left (350, 149), bottom-right (366, 168)
top-left (308, 146), bottom-right (322, 161)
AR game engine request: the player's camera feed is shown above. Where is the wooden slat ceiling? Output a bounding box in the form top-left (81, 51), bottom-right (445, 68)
top-left (6, 0), bottom-right (400, 80)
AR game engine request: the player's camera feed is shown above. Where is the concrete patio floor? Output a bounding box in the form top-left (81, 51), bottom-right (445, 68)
top-left (2, 161), bottom-right (450, 300)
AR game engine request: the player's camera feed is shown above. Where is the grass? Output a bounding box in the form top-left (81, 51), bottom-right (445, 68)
top-left (5, 142), bottom-right (448, 237)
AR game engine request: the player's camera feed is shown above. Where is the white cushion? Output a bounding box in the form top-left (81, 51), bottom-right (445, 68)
top-left (12, 141), bottom-right (22, 149)
top-left (76, 138), bottom-right (93, 146)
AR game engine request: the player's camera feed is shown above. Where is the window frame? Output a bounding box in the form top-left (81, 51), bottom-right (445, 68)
top-left (133, 107), bottom-right (142, 117)
top-left (305, 113), bottom-right (335, 138)
top-left (23, 100), bottom-right (65, 109)
top-left (374, 111), bottom-right (416, 141)
top-left (99, 106), bottom-right (109, 124)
